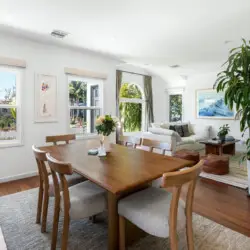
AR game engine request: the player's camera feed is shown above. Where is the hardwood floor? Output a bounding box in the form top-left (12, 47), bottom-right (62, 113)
top-left (0, 175), bottom-right (250, 237)
top-left (0, 176), bottom-right (39, 196)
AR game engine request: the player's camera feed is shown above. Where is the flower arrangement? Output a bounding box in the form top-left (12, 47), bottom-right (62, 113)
top-left (95, 115), bottom-right (117, 136)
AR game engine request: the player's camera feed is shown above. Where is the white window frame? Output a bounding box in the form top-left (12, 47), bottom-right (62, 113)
top-left (67, 75), bottom-right (103, 139)
top-left (119, 83), bottom-right (146, 133)
top-left (0, 66), bottom-right (22, 147)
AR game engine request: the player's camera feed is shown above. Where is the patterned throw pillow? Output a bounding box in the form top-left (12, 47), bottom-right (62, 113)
top-left (181, 124), bottom-right (190, 137)
top-left (174, 125), bottom-right (184, 137)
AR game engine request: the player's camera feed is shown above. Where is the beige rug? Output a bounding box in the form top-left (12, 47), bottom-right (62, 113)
top-left (0, 227), bottom-right (7, 250)
top-left (1, 189), bottom-right (250, 250)
top-left (199, 151), bottom-right (248, 189)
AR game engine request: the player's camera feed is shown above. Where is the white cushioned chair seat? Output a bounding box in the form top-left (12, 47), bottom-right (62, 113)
top-left (118, 187), bottom-right (186, 238)
top-left (61, 180), bottom-right (106, 219)
top-left (48, 172), bottom-right (86, 197)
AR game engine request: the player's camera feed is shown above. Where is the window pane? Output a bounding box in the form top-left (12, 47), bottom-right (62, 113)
top-left (169, 94), bottom-right (182, 122)
top-left (0, 108), bottom-right (17, 140)
top-left (0, 71), bottom-right (16, 105)
top-left (119, 103), bottom-right (142, 132)
top-left (69, 109), bottom-right (100, 135)
top-left (69, 81), bottom-right (87, 107)
top-left (91, 85), bottom-right (99, 106)
top-left (120, 83), bottom-right (142, 99)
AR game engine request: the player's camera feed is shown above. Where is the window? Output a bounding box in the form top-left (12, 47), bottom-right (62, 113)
top-left (0, 68), bottom-right (22, 146)
top-left (169, 94), bottom-right (182, 122)
top-left (119, 83), bottom-right (145, 132)
top-left (68, 76), bottom-right (103, 137)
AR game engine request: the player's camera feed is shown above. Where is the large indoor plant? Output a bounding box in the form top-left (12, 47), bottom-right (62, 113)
top-left (214, 39), bottom-right (250, 195)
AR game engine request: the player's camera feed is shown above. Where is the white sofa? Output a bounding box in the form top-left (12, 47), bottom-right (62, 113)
top-left (139, 122), bottom-right (211, 155)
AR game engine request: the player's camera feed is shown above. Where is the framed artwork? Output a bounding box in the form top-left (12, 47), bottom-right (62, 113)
top-left (196, 89), bottom-right (236, 119)
top-left (34, 73), bottom-right (57, 123)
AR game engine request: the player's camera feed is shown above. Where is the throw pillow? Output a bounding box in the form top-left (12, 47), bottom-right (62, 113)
top-left (174, 125), bottom-right (184, 137)
top-left (169, 125), bottom-right (176, 131)
top-left (182, 124), bottom-right (190, 137)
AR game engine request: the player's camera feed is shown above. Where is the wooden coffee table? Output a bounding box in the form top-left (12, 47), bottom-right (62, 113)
top-left (199, 140), bottom-right (240, 156)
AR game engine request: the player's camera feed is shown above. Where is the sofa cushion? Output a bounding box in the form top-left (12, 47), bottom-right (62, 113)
top-left (148, 128), bottom-right (182, 143)
top-left (175, 125), bottom-right (184, 137)
top-left (182, 124), bottom-right (190, 137)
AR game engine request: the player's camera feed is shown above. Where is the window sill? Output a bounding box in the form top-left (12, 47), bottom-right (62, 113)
top-left (0, 140), bottom-right (23, 148)
top-left (76, 134), bottom-right (99, 140)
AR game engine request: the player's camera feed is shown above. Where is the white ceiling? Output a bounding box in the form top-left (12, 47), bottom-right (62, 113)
top-left (0, 0), bottom-right (250, 77)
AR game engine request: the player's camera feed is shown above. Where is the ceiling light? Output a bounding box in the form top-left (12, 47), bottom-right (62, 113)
top-left (51, 30), bottom-right (69, 39)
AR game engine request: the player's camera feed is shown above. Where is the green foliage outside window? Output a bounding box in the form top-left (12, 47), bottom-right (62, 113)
top-left (119, 83), bottom-right (142, 132)
top-left (169, 94), bottom-right (182, 122)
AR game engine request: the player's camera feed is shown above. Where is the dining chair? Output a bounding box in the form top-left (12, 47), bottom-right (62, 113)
top-left (32, 145), bottom-right (86, 233)
top-left (118, 160), bottom-right (203, 250)
top-left (140, 138), bottom-right (170, 155)
top-left (119, 135), bottom-right (141, 148)
top-left (46, 153), bottom-right (107, 250)
top-left (45, 134), bottom-right (76, 145)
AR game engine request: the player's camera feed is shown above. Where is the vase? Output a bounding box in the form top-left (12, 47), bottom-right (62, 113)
top-left (219, 135), bottom-right (225, 143)
top-left (98, 134), bottom-right (107, 156)
top-left (247, 160), bottom-right (250, 196)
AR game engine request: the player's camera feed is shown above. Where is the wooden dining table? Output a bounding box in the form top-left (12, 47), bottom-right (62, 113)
top-left (40, 139), bottom-right (193, 250)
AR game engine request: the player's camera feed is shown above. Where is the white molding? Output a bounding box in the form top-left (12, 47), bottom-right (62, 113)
top-left (0, 56), bottom-right (26, 68)
top-left (0, 171), bottom-right (38, 184)
top-left (165, 87), bottom-right (185, 94)
top-left (64, 67), bottom-right (107, 79)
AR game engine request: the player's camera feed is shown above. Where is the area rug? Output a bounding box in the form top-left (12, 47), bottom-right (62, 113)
top-left (199, 151), bottom-right (248, 189)
top-left (0, 227), bottom-right (7, 250)
top-left (1, 189), bottom-right (250, 250)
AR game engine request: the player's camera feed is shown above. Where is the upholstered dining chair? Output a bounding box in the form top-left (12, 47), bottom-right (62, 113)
top-left (32, 145), bottom-right (86, 233)
top-left (46, 153), bottom-right (107, 250)
top-left (118, 160), bottom-right (203, 250)
top-left (45, 134), bottom-right (76, 145)
top-left (119, 135), bottom-right (141, 148)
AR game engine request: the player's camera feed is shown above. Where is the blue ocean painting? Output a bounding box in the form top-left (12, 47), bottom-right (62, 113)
top-left (197, 90), bottom-right (235, 118)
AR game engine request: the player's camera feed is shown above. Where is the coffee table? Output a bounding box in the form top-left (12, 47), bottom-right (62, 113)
top-left (199, 140), bottom-right (240, 156)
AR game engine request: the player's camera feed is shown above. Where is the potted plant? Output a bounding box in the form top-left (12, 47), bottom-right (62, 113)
top-left (217, 124), bottom-right (230, 142)
top-left (214, 39), bottom-right (250, 195)
top-left (95, 115), bottom-right (117, 156)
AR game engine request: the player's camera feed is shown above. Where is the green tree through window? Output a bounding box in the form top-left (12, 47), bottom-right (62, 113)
top-left (169, 94), bottom-right (182, 122)
top-left (119, 83), bottom-right (143, 132)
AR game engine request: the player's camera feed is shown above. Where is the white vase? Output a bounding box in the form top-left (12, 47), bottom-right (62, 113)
top-left (247, 160), bottom-right (250, 196)
top-left (98, 134), bottom-right (107, 157)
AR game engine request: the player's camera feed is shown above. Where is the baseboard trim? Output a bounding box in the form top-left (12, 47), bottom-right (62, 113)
top-left (0, 171), bottom-right (38, 184)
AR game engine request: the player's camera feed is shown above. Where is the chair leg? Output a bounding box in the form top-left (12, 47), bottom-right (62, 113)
top-left (51, 197), bottom-right (60, 250)
top-left (61, 212), bottom-right (70, 250)
top-left (169, 224), bottom-right (178, 250)
top-left (41, 189), bottom-right (49, 233)
top-left (36, 185), bottom-right (43, 224)
top-left (119, 216), bottom-right (126, 250)
top-left (186, 214), bottom-right (194, 250)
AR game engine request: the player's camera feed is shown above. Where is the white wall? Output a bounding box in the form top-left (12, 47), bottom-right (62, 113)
top-left (0, 33), bottom-right (120, 180)
top-left (0, 35), bottom-right (167, 180)
top-left (183, 72), bottom-right (247, 140)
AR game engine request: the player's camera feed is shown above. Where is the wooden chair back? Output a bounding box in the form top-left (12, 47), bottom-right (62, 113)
top-left (162, 160), bottom-right (203, 250)
top-left (46, 134), bottom-right (76, 145)
top-left (119, 136), bottom-right (141, 149)
top-left (46, 153), bottom-right (73, 210)
top-left (141, 138), bottom-right (169, 155)
top-left (32, 145), bottom-right (49, 182)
